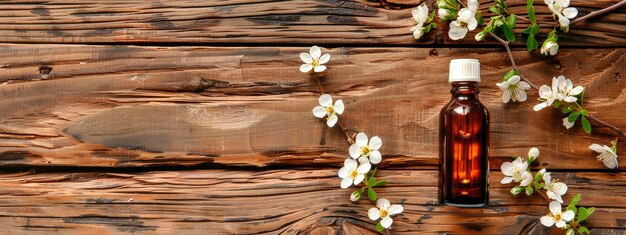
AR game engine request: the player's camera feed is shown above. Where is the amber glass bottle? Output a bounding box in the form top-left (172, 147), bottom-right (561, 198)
top-left (439, 59), bottom-right (489, 207)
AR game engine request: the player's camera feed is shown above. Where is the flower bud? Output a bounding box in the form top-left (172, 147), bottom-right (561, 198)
top-left (511, 186), bottom-right (524, 195)
top-left (350, 191), bottom-right (361, 202)
top-left (438, 9), bottom-right (450, 19)
top-left (528, 147), bottom-right (540, 162)
top-left (541, 40), bottom-right (559, 56)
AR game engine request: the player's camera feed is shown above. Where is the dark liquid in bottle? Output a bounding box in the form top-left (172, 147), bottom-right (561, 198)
top-left (439, 81), bottom-right (489, 207)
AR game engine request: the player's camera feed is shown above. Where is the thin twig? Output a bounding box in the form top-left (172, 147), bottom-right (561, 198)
top-left (312, 75), bottom-right (355, 144)
top-left (571, 0), bottom-right (626, 25)
top-left (487, 32), bottom-right (540, 90)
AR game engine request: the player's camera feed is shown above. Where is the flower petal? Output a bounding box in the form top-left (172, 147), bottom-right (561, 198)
top-left (540, 215), bottom-right (555, 227)
top-left (562, 117), bottom-right (575, 129)
top-left (466, 17), bottom-right (478, 30)
top-left (319, 94), bottom-right (332, 106)
top-left (538, 85), bottom-right (552, 99)
top-left (380, 216), bottom-right (393, 228)
top-left (368, 208), bottom-right (380, 220)
top-left (552, 182), bottom-right (568, 195)
top-left (312, 106), bottom-right (327, 118)
top-left (358, 156), bottom-right (370, 164)
top-left (377, 198), bottom-right (391, 210)
top-left (448, 21), bottom-right (469, 40)
top-left (354, 174), bottom-right (365, 185)
top-left (562, 210), bottom-right (575, 221)
top-left (570, 86), bottom-right (584, 96)
top-left (516, 87), bottom-right (527, 102)
top-left (518, 81), bottom-right (531, 90)
top-left (564, 96), bottom-right (577, 103)
top-left (338, 167), bottom-right (350, 178)
top-left (318, 54), bottom-right (331, 64)
top-left (520, 172), bottom-right (533, 186)
top-left (369, 151), bottom-right (382, 164)
top-left (501, 90), bottom-right (511, 103)
top-left (326, 114), bottom-right (338, 127)
top-left (549, 201), bottom-right (562, 215)
top-left (334, 100), bottom-right (344, 114)
top-left (543, 172), bottom-right (552, 184)
top-left (389, 205), bottom-right (404, 215)
top-left (369, 136), bottom-right (382, 150)
top-left (588, 144), bottom-right (606, 153)
top-left (508, 75), bottom-right (521, 84)
top-left (344, 158), bottom-right (357, 169)
top-left (558, 15), bottom-right (570, 27)
top-left (349, 144), bottom-right (361, 158)
top-left (341, 177), bottom-right (353, 188)
top-left (555, 220), bottom-right (566, 228)
top-left (533, 102), bottom-right (549, 111)
top-left (357, 162), bottom-right (371, 174)
top-left (300, 53), bottom-right (313, 64)
top-left (500, 177), bottom-right (513, 184)
top-left (602, 155), bottom-right (618, 169)
top-left (299, 64), bottom-right (313, 73)
top-left (309, 46), bottom-right (321, 59)
top-left (501, 162), bottom-right (514, 176)
top-left (562, 7), bottom-right (578, 19)
top-left (356, 133), bottom-right (368, 146)
top-left (314, 65), bottom-right (327, 73)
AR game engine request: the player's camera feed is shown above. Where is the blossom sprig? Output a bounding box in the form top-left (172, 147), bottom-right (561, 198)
top-left (501, 148), bottom-right (595, 234)
top-left (533, 75), bottom-right (591, 133)
top-left (300, 46), bottom-right (403, 231)
top-left (545, 0), bottom-right (578, 32)
top-left (542, 194), bottom-right (596, 234)
top-left (411, 4), bottom-right (438, 40)
top-left (474, 0), bottom-right (517, 42)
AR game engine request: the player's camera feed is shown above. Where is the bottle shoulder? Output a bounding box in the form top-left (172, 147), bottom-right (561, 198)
top-left (440, 97), bottom-right (489, 116)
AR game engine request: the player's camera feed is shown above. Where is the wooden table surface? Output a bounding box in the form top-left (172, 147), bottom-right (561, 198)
top-left (0, 1), bottom-right (624, 234)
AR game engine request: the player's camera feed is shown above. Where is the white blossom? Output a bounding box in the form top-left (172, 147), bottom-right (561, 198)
top-left (349, 132), bottom-right (383, 164)
top-left (438, 8), bottom-right (450, 19)
top-left (410, 4), bottom-right (429, 39)
top-left (496, 75), bottom-right (531, 103)
top-left (541, 40), bottom-right (559, 56)
top-left (540, 201), bottom-right (575, 228)
top-left (368, 198), bottom-right (403, 229)
top-left (448, 0), bottom-right (478, 40)
top-left (589, 143), bottom-right (618, 169)
top-left (555, 75), bottom-right (584, 103)
top-left (338, 158), bottom-right (371, 189)
top-left (545, 0), bottom-right (578, 28)
top-left (500, 158), bottom-right (533, 187)
top-left (533, 77), bottom-right (560, 111)
top-left (562, 117), bottom-right (575, 129)
top-left (312, 94), bottom-right (344, 127)
top-left (528, 147), bottom-right (540, 162)
top-left (300, 46), bottom-right (330, 73)
top-left (543, 172), bottom-right (568, 203)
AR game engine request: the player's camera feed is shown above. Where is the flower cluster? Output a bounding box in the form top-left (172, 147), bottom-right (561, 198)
top-left (301, 46), bottom-right (403, 232)
top-left (437, 0), bottom-right (480, 40)
top-left (410, 4), bottom-right (438, 40)
top-left (501, 148), bottom-right (596, 234)
top-left (545, 0), bottom-right (578, 31)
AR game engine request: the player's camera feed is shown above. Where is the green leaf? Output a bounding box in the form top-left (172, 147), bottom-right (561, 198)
top-left (525, 186), bottom-right (534, 195)
top-left (561, 106), bottom-right (572, 114)
top-left (566, 228), bottom-right (575, 235)
top-left (367, 188), bottom-right (377, 201)
top-left (525, 32), bottom-right (538, 51)
top-left (566, 194), bottom-right (580, 213)
top-left (506, 14), bottom-right (516, 28)
top-left (368, 176), bottom-right (377, 186)
top-left (580, 109), bottom-right (588, 116)
top-left (581, 116), bottom-right (592, 134)
top-left (502, 24), bottom-right (516, 42)
top-left (568, 112), bottom-right (580, 123)
top-left (476, 11), bottom-right (484, 25)
top-left (578, 226), bottom-right (590, 234)
top-left (372, 180), bottom-right (388, 187)
top-left (376, 222), bottom-right (384, 232)
top-left (552, 101), bottom-right (561, 108)
top-left (527, 0), bottom-right (536, 22)
top-left (533, 181), bottom-right (543, 190)
top-left (577, 207), bottom-right (595, 222)
top-left (489, 6), bottom-right (500, 14)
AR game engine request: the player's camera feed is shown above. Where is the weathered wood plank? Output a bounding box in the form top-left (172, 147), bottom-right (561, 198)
top-left (0, 169), bottom-right (623, 234)
top-left (0, 0), bottom-right (623, 46)
top-left (0, 45), bottom-right (624, 169)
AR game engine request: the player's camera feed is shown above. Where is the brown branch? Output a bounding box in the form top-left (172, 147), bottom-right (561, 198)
top-left (312, 75), bottom-right (354, 144)
top-left (571, 0), bottom-right (626, 25)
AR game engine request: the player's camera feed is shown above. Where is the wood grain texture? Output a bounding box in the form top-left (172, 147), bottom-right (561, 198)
top-left (0, 0), bottom-right (623, 46)
top-left (0, 169), bottom-right (624, 234)
top-left (0, 44), bottom-right (624, 170)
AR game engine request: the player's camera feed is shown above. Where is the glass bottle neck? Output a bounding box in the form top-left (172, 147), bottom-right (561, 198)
top-left (450, 82), bottom-right (479, 99)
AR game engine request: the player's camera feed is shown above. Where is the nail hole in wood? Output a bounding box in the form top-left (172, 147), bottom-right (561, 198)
top-left (39, 65), bottom-right (53, 79)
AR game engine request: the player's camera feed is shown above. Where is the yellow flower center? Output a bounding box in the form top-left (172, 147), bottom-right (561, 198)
top-left (326, 106), bottom-right (334, 114)
top-left (349, 170), bottom-right (358, 179)
top-left (553, 213), bottom-right (562, 221)
top-left (361, 146), bottom-right (370, 156)
top-left (312, 59), bottom-right (320, 67)
top-left (379, 209), bottom-right (389, 218)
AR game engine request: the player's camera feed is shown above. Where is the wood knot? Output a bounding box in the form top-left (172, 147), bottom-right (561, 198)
top-left (429, 49), bottom-right (439, 57)
top-left (39, 65), bottom-right (53, 79)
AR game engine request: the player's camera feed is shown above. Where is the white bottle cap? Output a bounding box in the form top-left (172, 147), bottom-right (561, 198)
top-left (449, 59), bottom-right (480, 82)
